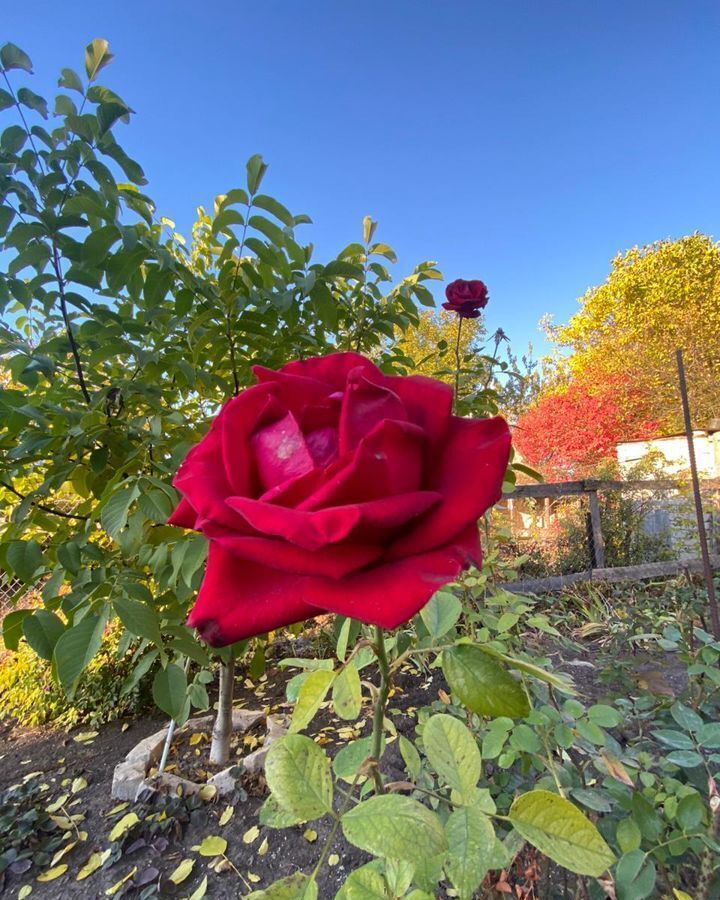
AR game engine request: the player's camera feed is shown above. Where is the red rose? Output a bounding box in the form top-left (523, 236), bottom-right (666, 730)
top-left (169, 352), bottom-right (510, 646)
top-left (442, 279), bottom-right (489, 318)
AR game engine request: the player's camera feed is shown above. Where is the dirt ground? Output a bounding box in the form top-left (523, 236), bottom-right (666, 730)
top-left (0, 663), bottom-right (437, 899)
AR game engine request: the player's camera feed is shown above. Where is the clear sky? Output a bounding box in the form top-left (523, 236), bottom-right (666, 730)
top-left (4, 1), bottom-right (720, 356)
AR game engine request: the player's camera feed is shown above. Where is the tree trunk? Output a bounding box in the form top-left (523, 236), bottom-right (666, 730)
top-left (209, 657), bottom-right (234, 765)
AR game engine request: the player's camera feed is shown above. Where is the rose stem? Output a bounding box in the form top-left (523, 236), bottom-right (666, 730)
top-left (370, 624), bottom-right (391, 794)
top-left (453, 314), bottom-right (463, 413)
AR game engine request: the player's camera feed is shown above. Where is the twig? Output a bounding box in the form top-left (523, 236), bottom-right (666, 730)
top-left (0, 480), bottom-right (88, 521)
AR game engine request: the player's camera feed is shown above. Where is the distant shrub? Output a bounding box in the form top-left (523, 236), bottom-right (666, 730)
top-left (0, 624), bottom-right (152, 728)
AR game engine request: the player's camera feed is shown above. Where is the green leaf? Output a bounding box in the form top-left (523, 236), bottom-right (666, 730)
top-left (212, 208), bottom-right (244, 236)
top-left (508, 790), bottom-right (615, 877)
top-left (333, 736), bottom-right (374, 781)
top-left (289, 669), bottom-right (335, 733)
top-left (342, 795), bottom-right (448, 863)
top-left (442, 645), bottom-right (530, 718)
top-left (420, 590), bottom-right (461, 639)
top-left (676, 792), bottom-right (704, 830)
top-left (114, 595), bottom-right (161, 644)
top-left (475, 644), bottom-right (574, 693)
top-left (6, 539), bottom-right (44, 583)
top-left (85, 38), bottom-right (114, 81)
top-left (97, 101), bottom-right (129, 134)
top-left (335, 865), bottom-right (387, 900)
top-left (17, 87), bottom-right (48, 119)
top-left (587, 704), bottom-right (622, 728)
top-left (247, 873), bottom-right (317, 899)
top-left (615, 850), bottom-right (656, 900)
top-left (0, 88), bottom-right (12, 111)
top-left (58, 68), bottom-right (84, 93)
top-left (152, 663), bottom-right (187, 720)
top-left (444, 806), bottom-right (495, 900)
top-left (0, 43), bottom-right (33, 72)
top-left (100, 485), bottom-right (138, 538)
top-left (332, 662), bottom-right (361, 720)
top-left (247, 154), bottom-right (268, 195)
top-left (253, 194), bottom-right (294, 226)
top-left (665, 750), bottom-right (703, 768)
top-left (2, 609), bottom-right (31, 651)
top-left (198, 835), bottom-right (227, 857)
top-left (670, 702), bottom-right (703, 732)
top-left (22, 609), bottom-right (65, 660)
top-left (52, 614), bottom-right (105, 693)
top-left (1, 125), bottom-right (27, 154)
top-left (265, 734), bottom-right (333, 821)
top-left (258, 794), bottom-right (305, 829)
top-left (616, 818), bottom-right (642, 853)
top-left (423, 714), bottom-right (481, 798)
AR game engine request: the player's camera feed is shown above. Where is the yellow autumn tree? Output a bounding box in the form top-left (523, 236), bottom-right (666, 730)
top-left (396, 308), bottom-right (485, 382)
top-left (555, 233), bottom-right (720, 431)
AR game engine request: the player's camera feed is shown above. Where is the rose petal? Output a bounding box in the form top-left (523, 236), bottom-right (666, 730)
top-left (387, 415), bottom-right (511, 559)
top-left (252, 366), bottom-right (332, 414)
top-left (174, 424), bottom-right (240, 529)
top-left (384, 374), bottom-right (453, 448)
top-left (299, 419), bottom-right (425, 509)
top-left (303, 524), bottom-right (481, 629)
top-left (200, 527), bottom-right (382, 577)
top-left (187, 543), bottom-right (316, 646)
top-left (339, 374), bottom-right (407, 454)
top-left (251, 411), bottom-right (315, 491)
top-left (168, 497), bottom-right (198, 529)
top-left (273, 352), bottom-right (380, 391)
top-left (305, 426), bottom-right (338, 467)
top-left (226, 496), bottom-right (361, 550)
top-left (220, 385), bottom-right (282, 495)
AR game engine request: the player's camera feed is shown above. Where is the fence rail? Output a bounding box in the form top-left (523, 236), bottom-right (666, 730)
top-left (500, 477), bottom-right (720, 594)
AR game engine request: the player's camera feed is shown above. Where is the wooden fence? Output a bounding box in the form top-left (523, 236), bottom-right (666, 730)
top-left (501, 478), bottom-right (720, 594)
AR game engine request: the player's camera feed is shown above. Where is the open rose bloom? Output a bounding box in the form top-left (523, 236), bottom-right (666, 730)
top-left (169, 352), bottom-right (511, 646)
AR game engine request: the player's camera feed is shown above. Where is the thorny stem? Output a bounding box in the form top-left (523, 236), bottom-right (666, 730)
top-left (370, 624), bottom-right (391, 794)
top-left (453, 314), bottom-right (463, 412)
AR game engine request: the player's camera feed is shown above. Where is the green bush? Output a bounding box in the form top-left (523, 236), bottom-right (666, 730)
top-left (0, 624), bottom-right (151, 728)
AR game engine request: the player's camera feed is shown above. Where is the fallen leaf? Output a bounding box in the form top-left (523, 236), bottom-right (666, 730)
top-left (77, 849), bottom-right (112, 881)
top-left (328, 854), bottom-right (339, 866)
top-left (46, 794), bottom-right (69, 813)
top-left (247, 872), bottom-right (261, 883)
top-left (19, 886), bottom-right (32, 899)
top-left (37, 865), bottom-right (68, 882)
top-left (243, 825), bottom-right (260, 844)
top-left (71, 777), bottom-right (88, 794)
top-left (169, 858), bottom-right (195, 885)
top-left (219, 805), bottom-right (234, 826)
top-left (104, 802), bottom-right (129, 817)
top-left (105, 867), bottom-right (137, 896)
top-left (258, 837), bottom-right (269, 856)
top-left (51, 841), bottom-right (77, 867)
top-left (198, 784), bottom-right (217, 802)
top-left (109, 812), bottom-right (139, 841)
top-left (73, 731), bottom-right (98, 743)
top-left (189, 875), bottom-right (208, 899)
top-left (303, 829), bottom-right (317, 843)
top-left (198, 835), bottom-right (227, 857)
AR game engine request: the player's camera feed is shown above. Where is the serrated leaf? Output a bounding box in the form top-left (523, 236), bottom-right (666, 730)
top-left (423, 714), bottom-right (481, 798)
top-left (332, 663), bottom-right (361, 720)
top-left (289, 669), bottom-right (335, 733)
top-left (442, 645), bottom-right (530, 718)
top-left (508, 790), bottom-right (615, 877)
top-left (342, 795), bottom-right (448, 863)
top-left (265, 735), bottom-right (333, 821)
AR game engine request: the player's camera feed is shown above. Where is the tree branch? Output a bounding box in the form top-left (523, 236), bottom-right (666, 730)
top-left (50, 239), bottom-right (91, 404)
top-left (0, 480), bottom-right (89, 521)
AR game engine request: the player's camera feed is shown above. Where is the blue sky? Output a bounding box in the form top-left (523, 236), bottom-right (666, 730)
top-left (4, 1), bottom-right (720, 356)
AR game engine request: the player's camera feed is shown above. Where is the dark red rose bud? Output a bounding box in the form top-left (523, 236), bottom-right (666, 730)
top-left (442, 279), bottom-right (489, 319)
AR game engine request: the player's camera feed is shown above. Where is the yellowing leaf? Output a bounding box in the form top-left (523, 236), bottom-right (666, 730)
top-left (46, 794), bottom-right (69, 813)
top-left (328, 853), bottom-right (339, 866)
top-left (77, 849), bottom-right (111, 881)
top-left (189, 732), bottom-right (206, 746)
top-left (109, 811), bottom-right (139, 841)
top-left (169, 858), bottom-right (195, 885)
top-left (51, 841), bottom-right (76, 867)
top-left (73, 731), bottom-right (98, 743)
top-left (243, 825), bottom-right (260, 844)
top-left (219, 805), bottom-right (234, 826)
top-left (198, 835), bottom-right (227, 857)
top-left (19, 886), bottom-right (33, 899)
top-left (37, 865), bottom-right (68, 882)
top-left (258, 837), bottom-right (269, 856)
top-left (199, 784), bottom-right (217, 802)
top-left (71, 777), bottom-right (88, 793)
top-left (189, 875), bottom-right (208, 899)
top-left (247, 872), bottom-right (261, 883)
top-left (303, 828), bottom-right (318, 843)
top-left (104, 802), bottom-right (129, 817)
top-left (105, 867), bottom-right (137, 896)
